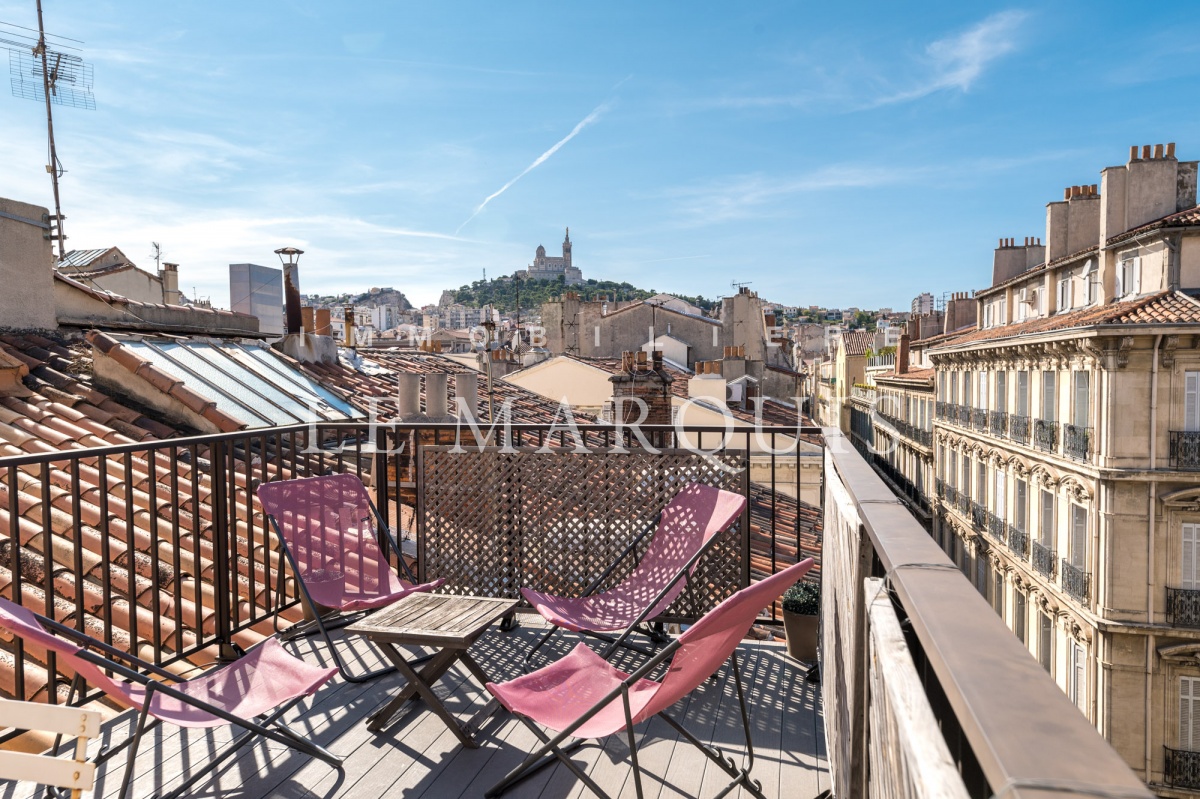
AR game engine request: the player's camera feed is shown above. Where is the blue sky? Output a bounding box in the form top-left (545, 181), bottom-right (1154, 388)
top-left (2, 2), bottom-right (1200, 311)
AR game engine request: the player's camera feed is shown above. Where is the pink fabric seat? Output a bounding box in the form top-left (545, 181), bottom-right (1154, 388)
top-left (486, 557), bottom-right (815, 798)
top-left (257, 474), bottom-right (444, 681)
top-left (520, 483), bottom-right (746, 669)
top-left (0, 598), bottom-right (341, 799)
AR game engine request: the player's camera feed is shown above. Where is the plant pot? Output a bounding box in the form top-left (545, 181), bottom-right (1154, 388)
top-left (783, 609), bottom-right (819, 662)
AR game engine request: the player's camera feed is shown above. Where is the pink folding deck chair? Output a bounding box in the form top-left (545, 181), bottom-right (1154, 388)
top-left (486, 557), bottom-right (816, 799)
top-left (0, 599), bottom-right (341, 799)
top-left (521, 482), bottom-right (747, 670)
top-left (257, 473), bottom-right (444, 681)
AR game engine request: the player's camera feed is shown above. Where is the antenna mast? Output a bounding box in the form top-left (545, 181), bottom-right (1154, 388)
top-left (33, 1), bottom-right (64, 258)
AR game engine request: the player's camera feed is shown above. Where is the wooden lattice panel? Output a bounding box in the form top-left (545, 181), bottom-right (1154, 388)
top-left (417, 447), bottom-right (748, 620)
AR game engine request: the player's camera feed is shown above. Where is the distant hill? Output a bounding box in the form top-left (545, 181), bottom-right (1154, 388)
top-left (452, 276), bottom-right (717, 314)
top-left (305, 287), bottom-right (413, 311)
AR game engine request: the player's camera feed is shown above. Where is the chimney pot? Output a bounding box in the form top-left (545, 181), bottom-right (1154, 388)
top-left (456, 373), bottom-right (479, 420)
top-left (397, 374), bottom-right (421, 419)
top-left (1167, 142), bottom-right (1177, 158)
top-left (315, 307), bottom-right (331, 336)
top-left (1064, 188), bottom-right (1071, 201)
top-left (1154, 143), bottom-right (1164, 159)
top-left (425, 373), bottom-right (449, 418)
top-left (1143, 144), bottom-right (1152, 160)
top-left (300, 305), bottom-right (314, 334)
top-left (343, 306), bottom-right (354, 347)
top-left (1130, 145), bottom-right (1139, 161)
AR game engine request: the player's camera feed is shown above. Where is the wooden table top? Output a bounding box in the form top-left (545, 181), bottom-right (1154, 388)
top-left (346, 593), bottom-right (519, 648)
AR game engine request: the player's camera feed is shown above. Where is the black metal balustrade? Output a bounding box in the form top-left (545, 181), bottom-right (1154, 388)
top-left (1008, 524), bottom-right (1028, 556)
top-left (987, 512), bottom-right (1006, 542)
top-left (1167, 587), bottom-right (1200, 628)
top-left (989, 410), bottom-right (1007, 438)
top-left (1170, 431), bottom-right (1200, 469)
top-left (1034, 419), bottom-right (1059, 453)
top-left (971, 502), bottom-right (987, 532)
top-left (956, 405), bottom-right (972, 427)
top-left (945, 485), bottom-right (959, 506)
top-left (870, 454), bottom-right (931, 516)
top-left (936, 401), bottom-right (947, 420)
top-left (1064, 424), bottom-right (1091, 461)
top-left (1166, 748), bottom-right (1200, 790)
top-left (1032, 541), bottom-right (1056, 578)
top-left (957, 492), bottom-right (971, 515)
top-left (1010, 414), bottom-right (1031, 445)
top-left (1061, 559), bottom-right (1090, 603)
top-left (971, 408), bottom-right (988, 432)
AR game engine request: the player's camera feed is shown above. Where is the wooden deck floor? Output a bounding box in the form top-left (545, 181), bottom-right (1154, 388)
top-left (2, 619), bottom-right (826, 799)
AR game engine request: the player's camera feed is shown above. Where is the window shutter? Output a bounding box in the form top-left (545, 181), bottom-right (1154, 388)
top-left (1074, 372), bottom-right (1089, 428)
top-left (1131, 257), bottom-right (1141, 295)
top-left (1182, 677), bottom-right (1200, 750)
top-left (1070, 505), bottom-right (1087, 568)
top-left (1184, 524), bottom-right (1199, 591)
top-left (1116, 265), bottom-right (1124, 297)
top-left (1043, 371), bottom-right (1057, 421)
top-left (1018, 372), bottom-right (1029, 416)
top-left (996, 471), bottom-right (1006, 518)
top-left (1041, 490), bottom-right (1054, 546)
top-left (1071, 643), bottom-right (1086, 712)
top-left (1016, 480), bottom-right (1027, 531)
top-left (1187, 372), bottom-right (1200, 432)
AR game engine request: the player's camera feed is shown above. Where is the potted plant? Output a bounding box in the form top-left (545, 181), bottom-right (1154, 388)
top-left (782, 579), bottom-right (820, 662)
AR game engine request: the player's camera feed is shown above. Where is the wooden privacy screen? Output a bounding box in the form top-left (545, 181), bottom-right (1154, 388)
top-left (416, 447), bottom-right (749, 621)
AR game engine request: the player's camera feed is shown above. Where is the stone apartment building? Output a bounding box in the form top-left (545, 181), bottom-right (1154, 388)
top-left (862, 142), bottom-right (1200, 795)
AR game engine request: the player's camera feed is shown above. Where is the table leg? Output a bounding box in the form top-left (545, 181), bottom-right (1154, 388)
top-left (457, 651), bottom-right (505, 739)
top-left (369, 646), bottom-right (482, 748)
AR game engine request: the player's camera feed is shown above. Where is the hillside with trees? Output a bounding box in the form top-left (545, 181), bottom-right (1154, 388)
top-left (452, 276), bottom-right (717, 314)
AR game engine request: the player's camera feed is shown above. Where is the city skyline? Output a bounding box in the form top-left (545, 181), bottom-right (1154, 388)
top-left (2, 1), bottom-right (1199, 309)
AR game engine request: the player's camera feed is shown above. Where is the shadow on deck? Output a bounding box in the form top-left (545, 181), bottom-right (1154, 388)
top-left (3, 619), bottom-right (826, 799)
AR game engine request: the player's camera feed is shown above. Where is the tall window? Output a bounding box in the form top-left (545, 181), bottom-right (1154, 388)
top-left (1181, 677), bottom-right (1200, 750)
top-left (1017, 371), bottom-right (1030, 417)
top-left (1186, 372), bottom-right (1200, 432)
top-left (963, 371), bottom-right (972, 406)
top-left (1015, 591), bottom-right (1027, 644)
top-left (1015, 478), bottom-right (1028, 533)
top-left (1118, 252), bottom-right (1141, 298)
top-left (995, 372), bottom-right (1007, 414)
top-left (1057, 276), bottom-right (1072, 313)
top-left (1039, 612), bottom-right (1053, 673)
top-left (949, 451), bottom-right (957, 488)
top-left (1084, 259), bottom-right (1099, 305)
top-left (1040, 489), bottom-right (1055, 546)
top-left (1183, 523), bottom-right (1200, 590)
top-left (977, 460), bottom-right (988, 505)
top-left (993, 567), bottom-right (1004, 617)
top-left (979, 372), bottom-right (988, 410)
top-left (962, 457), bottom-right (971, 498)
top-left (976, 555), bottom-right (987, 595)
top-left (1069, 504), bottom-right (1087, 570)
top-left (1073, 372), bottom-right (1090, 428)
top-left (1042, 371), bottom-right (1057, 421)
top-left (1069, 642), bottom-right (1086, 712)
top-left (994, 469), bottom-right (1006, 517)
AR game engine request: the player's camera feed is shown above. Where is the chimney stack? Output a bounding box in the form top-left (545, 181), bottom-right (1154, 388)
top-left (315, 307), bottom-right (331, 337)
top-left (284, 262), bottom-right (303, 336)
top-left (301, 305), bottom-right (315, 334)
top-left (425, 373), bottom-right (450, 419)
top-left (897, 334), bottom-right (910, 375)
top-left (610, 349), bottom-right (674, 438)
top-left (455, 372), bottom-right (479, 420)
top-left (160, 263), bottom-right (180, 305)
top-left (343, 306), bottom-right (355, 347)
top-left (397, 373), bottom-right (421, 419)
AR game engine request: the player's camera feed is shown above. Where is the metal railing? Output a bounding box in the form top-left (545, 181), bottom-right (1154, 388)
top-left (821, 428), bottom-right (1151, 799)
top-left (1170, 431), bottom-right (1200, 469)
top-left (1010, 414), bottom-right (1031, 445)
top-left (0, 421), bottom-right (817, 711)
top-left (971, 502), bottom-right (987, 532)
top-left (1007, 524), bottom-right (1028, 557)
top-left (1167, 587), bottom-right (1200, 628)
top-left (1034, 419), bottom-right (1059, 453)
top-left (986, 511), bottom-right (1006, 542)
top-left (971, 408), bottom-right (988, 432)
top-left (1061, 559), bottom-right (1090, 603)
top-left (989, 410), bottom-right (1007, 439)
top-left (851, 386), bottom-right (876, 403)
top-left (956, 405), bottom-right (972, 427)
top-left (1064, 424), bottom-right (1091, 462)
top-left (946, 484), bottom-right (959, 507)
top-left (1032, 541), bottom-right (1056, 578)
top-left (1166, 747), bottom-right (1200, 789)
top-left (957, 492), bottom-right (971, 515)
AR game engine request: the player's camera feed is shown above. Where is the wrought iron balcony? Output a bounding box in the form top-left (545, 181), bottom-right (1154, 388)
top-left (987, 512), bottom-right (1006, 542)
top-left (945, 485), bottom-right (959, 506)
top-left (935, 478), bottom-right (946, 499)
top-left (971, 408), bottom-right (987, 431)
top-left (971, 502), bottom-right (987, 532)
top-left (936, 401), bottom-right (948, 420)
top-left (1008, 524), bottom-right (1028, 556)
top-left (989, 410), bottom-right (1007, 438)
top-left (956, 405), bottom-right (972, 427)
top-left (1034, 419), bottom-right (1059, 453)
top-left (1170, 431), bottom-right (1200, 470)
top-left (1064, 424), bottom-right (1091, 462)
top-left (1032, 541), bottom-right (1056, 578)
top-left (1061, 559), bottom-right (1090, 603)
top-left (1166, 747), bottom-right (1200, 790)
top-left (1167, 587), bottom-right (1200, 628)
top-left (1010, 414), bottom-right (1031, 445)
top-left (957, 492), bottom-right (971, 515)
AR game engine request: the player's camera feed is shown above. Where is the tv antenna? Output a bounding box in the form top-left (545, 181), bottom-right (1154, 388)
top-left (2, 3), bottom-right (95, 260)
top-left (149, 242), bottom-right (162, 271)
top-left (731, 280), bottom-right (753, 291)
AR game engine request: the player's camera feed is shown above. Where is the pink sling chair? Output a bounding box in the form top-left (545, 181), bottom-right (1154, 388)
top-left (521, 483), bottom-right (747, 670)
top-left (257, 473), bottom-right (444, 681)
top-left (486, 557), bottom-right (816, 799)
top-left (0, 599), bottom-right (341, 799)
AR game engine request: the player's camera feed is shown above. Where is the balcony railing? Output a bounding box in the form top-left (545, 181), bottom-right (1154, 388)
top-left (971, 408), bottom-right (988, 432)
top-left (936, 401), bottom-right (948, 421)
top-left (1034, 419), bottom-right (1059, 453)
top-left (956, 405), bottom-right (972, 427)
top-left (1170, 431), bottom-right (1200, 470)
top-left (987, 512), bottom-right (1006, 543)
top-left (1032, 541), bottom-right (1056, 578)
top-left (957, 492), bottom-right (971, 515)
top-left (1166, 747), bottom-right (1200, 790)
top-left (1008, 524), bottom-right (1028, 556)
top-left (989, 410), bottom-right (1007, 439)
top-left (936, 478), bottom-right (946, 499)
top-left (1064, 424), bottom-right (1091, 461)
top-left (851, 385), bottom-right (876, 403)
top-left (1061, 559), bottom-right (1091, 603)
top-left (971, 502), bottom-right (987, 532)
top-left (1167, 587), bottom-right (1200, 628)
top-left (1010, 414), bottom-right (1031, 445)
top-left (945, 484), bottom-right (959, 507)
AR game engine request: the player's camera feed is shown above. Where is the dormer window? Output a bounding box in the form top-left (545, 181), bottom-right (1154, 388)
top-left (1117, 250), bottom-right (1141, 299)
top-left (1057, 275), bottom-right (1072, 313)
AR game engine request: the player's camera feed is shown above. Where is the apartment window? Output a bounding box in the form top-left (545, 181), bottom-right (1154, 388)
top-left (949, 372), bottom-right (958, 405)
top-left (976, 555), bottom-right (987, 596)
top-left (978, 372), bottom-right (988, 410)
top-left (1069, 642), bottom-right (1086, 712)
top-left (1084, 259), bottom-right (1098, 305)
top-left (1036, 287), bottom-right (1046, 316)
top-left (1016, 289), bottom-right (1029, 322)
top-left (995, 371), bottom-right (1007, 413)
top-left (1069, 504), bottom-right (1087, 570)
top-left (1040, 489), bottom-right (1055, 546)
top-left (948, 451), bottom-right (957, 487)
top-left (1186, 372), bottom-right (1200, 432)
top-left (977, 460), bottom-right (988, 505)
top-left (962, 457), bottom-right (971, 498)
top-left (1015, 591), bottom-right (1027, 644)
top-left (1042, 371), bottom-right (1057, 421)
top-left (1017, 371), bottom-right (1030, 417)
top-left (984, 304), bottom-right (994, 328)
top-left (993, 568), bottom-right (1005, 617)
top-left (1117, 252), bottom-right (1141, 298)
top-left (1039, 612), bottom-right (1053, 673)
top-left (1182, 677), bottom-right (1200, 750)
top-left (963, 371), bottom-right (972, 406)
top-left (1057, 276), bottom-right (1072, 313)
top-left (994, 470), bottom-right (1006, 517)
top-left (1184, 523), bottom-right (1200, 590)
top-left (1015, 478), bottom-right (1028, 533)
top-left (1072, 372), bottom-right (1090, 428)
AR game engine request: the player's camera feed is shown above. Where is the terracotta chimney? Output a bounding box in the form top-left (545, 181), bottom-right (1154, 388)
top-left (300, 305), bottom-right (315, 334)
top-left (609, 350), bottom-right (674, 440)
top-left (343, 306), bottom-right (354, 347)
top-left (160, 262), bottom-right (180, 305)
top-left (315, 308), bottom-right (331, 337)
top-left (897, 334), bottom-right (910, 375)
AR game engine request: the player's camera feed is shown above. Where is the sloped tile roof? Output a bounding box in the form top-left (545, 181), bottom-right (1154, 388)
top-left (841, 329), bottom-right (874, 357)
top-left (1108, 204), bottom-right (1200, 245)
top-left (875, 367), bottom-right (936, 385)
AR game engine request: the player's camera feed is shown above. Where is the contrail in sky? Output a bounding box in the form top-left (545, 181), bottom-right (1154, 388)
top-left (456, 101), bottom-right (610, 234)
